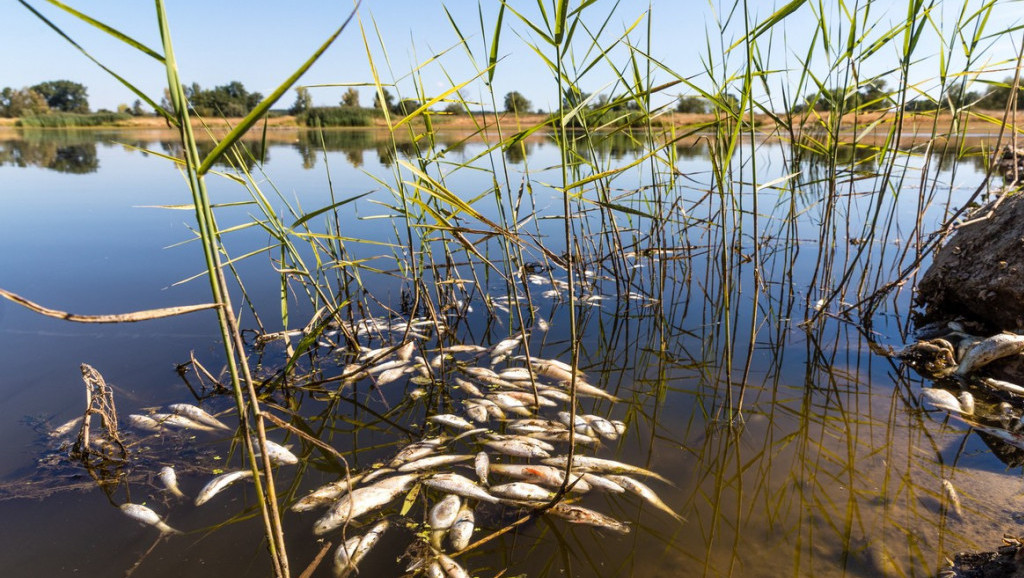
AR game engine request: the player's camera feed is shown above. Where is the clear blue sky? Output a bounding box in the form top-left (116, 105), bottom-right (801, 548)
top-left (2, 1), bottom-right (1022, 113)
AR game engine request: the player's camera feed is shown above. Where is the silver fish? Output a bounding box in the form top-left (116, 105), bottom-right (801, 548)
top-left (452, 377), bottom-right (484, 398)
top-left (605, 475), bottom-right (685, 522)
top-left (942, 478), bottom-right (963, 517)
top-left (527, 430), bottom-right (601, 446)
top-left (506, 419), bottom-right (567, 435)
top-left (546, 503), bottom-right (630, 534)
top-left (389, 437), bottom-right (446, 467)
top-left (291, 474), bottom-right (366, 512)
top-left (490, 336), bottom-right (523, 359)
top-left (120, 503), bottom-right (182, 534)
top-left (579, 473), bottom-right (627, 494)
top-left (397, 454), bottom-right (474, 472)
top-left (428, 494), bottom-right (462, 530)
top-left (498, 367), bottom-right (534, 381)
top-left (195, 470), bottom-right (254, 506)
top-left (489, 482), bottom-right (555, 502)
top-left (375, 365), bottom-right (412, 386)
top-left (444, 344), bottom-right (489, 354)
top-left (314, 474), bottom-right (419, 534)
top-left (150, 413), bottom-right (217, 431)
top-left (542, 456), bottom-right (671, 485)
top-left (582, 415), bottom-right (619, 441)
top-left (396, 340), bottom-right (417, 362)
top-left (428, 414), bottom-right (476, 431)
top-left (982, 377), bottom-right (1024, 395)
top-left (461, 366), bottom-right (500, 381)
top-left (488, 464), bottom-right (591, 493)
top-left (333, 519), bottom-right (390, 578)
top-left (474, 452), bottom-right (489, 486)
top-left (436, 553), bottom-right (471, 578)
top-left (535, 318), bottom-right (550, 332)
top-left (167, 403), bottom-right (230, 430)
top-left (498, 390), bottom-right (558, 408)
top-left (958, 391), bottom-right (975, 415)
top-left (128, 414), bottom-right (165, 432)
top-left (610, 420), bottom-right (627, 436)
top-left (486, 393), bottom-right (534, 416)
top-left (462, 400), bottom-right (489, 424)
top-left (361, 467), bottom-right (396, 484)
top-left (921, 388), bottom-right (964, 413)
top-left (259, 438), bottom-right (299, 465)
top-left (957, 332), bottom-right (1024, 375)
top-left (448, 502), bottom-right (475, 550)
top-left (49, 416), bottom-right (83, 439)
top-left (423, 473), bottom-right (499, 503)
top-left (159, 466), bottom-right (186, 499)
top-left (483, 439), bottom-right (550, 458)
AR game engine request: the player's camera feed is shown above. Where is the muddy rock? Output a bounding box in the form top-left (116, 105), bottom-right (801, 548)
top-left (917, 193), bottom-right (1024, 332)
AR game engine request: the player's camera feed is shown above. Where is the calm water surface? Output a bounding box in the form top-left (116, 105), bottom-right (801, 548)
top-left (0, 128), bottom-right (1013, 577)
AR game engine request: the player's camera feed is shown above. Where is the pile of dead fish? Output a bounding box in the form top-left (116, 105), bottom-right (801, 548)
top-left (96, 329), bottom-right (681, 578)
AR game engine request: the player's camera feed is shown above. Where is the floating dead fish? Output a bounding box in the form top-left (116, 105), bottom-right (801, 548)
top-left (474, 452), bottom-right (489, 486)
top-left (487, 434), bottom-right (554, 452)
top-left (462, 400), bottom-right (489, 424)
top-left (498, 367), bottom-right (534, 381)
top-left (389, 437), bottom-right (446, 467)
top-left (195, 470), bottom-right (254, 506)
top-left (396, 341), bottom-right (417, 362)
top-left (921, 388), bottom-right (964, 414)
top-left (546, 503), bottom-right (630, 534)
top-left (542, 456), bottom-right (672, 484)
top-left (428, 414), bottom-right (476, 431)
top-left (490, 481), bottom-right (555, 502)
top-left (982, 377), bottom-right (1024, 395)
top-left (167, 403), bottom-right (230, 430)
top-left (579, 473), bottom-right (627, 494)
top-left (360, 467), bottom-right (396, 484)
top-left (487, 393), bottom-right (534, 417)
top-left (958, 392), bottom-right (975, 415)
top-left (498, 390), bottom-right (558, 408)
top-left (444, 344), bottom-right (489, 354)
top-left (957, 332), bottom-right (1024, 376)
top-left (49, 416), bottom-right (83, 438)
top-left (488, 464), bottom-right (591, 493)
top-left (436, 552), bottom-right (471, 578)
top-left (159, 466), bottom-right (186, 499)
top-left (376, 365), bottom-right (412, 386)
top-left (527, 430), bottom-right (602, 446)
top-left (428, 494), bottom-right (462, 530)
top-left (482, 439), bottom-right (550, 459)
top-left (452, 377), bottom-right (484, 398)
top-left (422, 473), bottom-right (499, 503)
top-left (397, 454), bottom-right (474, 472)
top-left (333, 519), bottom-right (390, 578)
top-left (582, 415), bottom-right (620, 440)
top-left (461, 366), bottom-right (501, 381)
top-left (506, 418), bottom-right (567, 435)
top-left (610, 420), bottom-right (627, 436)
top-left (449, 502), bottom-right (475, 550)
top-left (314, 474), bottom-right (419, 534)
top-left (120, 503), bottom-right (182, 534)
top-left (128, 414), bottom-right (165, 432)
top-left (151, 413), bottom-right (217, 431)
top-left (259, 438), bottom-right (299, 465)
top-left (606, 474), bottom-right (685, 522)
top-left (942, 478), bottom-right (963, 517)
top-left (291, 473), bottom-right (366, 512)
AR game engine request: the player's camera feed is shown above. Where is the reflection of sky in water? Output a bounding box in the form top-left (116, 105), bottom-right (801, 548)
top-left (0, 129), bottom-right (1013, 576)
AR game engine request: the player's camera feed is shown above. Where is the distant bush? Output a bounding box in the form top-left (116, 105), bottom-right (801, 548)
top-left (300, 107), bottom-right (374, 127)
top-left (16, 112), bottom-right (133, 127)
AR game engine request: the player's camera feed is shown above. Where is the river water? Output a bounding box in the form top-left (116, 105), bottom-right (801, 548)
top-left (0, 127), bottom-right (1015, 577)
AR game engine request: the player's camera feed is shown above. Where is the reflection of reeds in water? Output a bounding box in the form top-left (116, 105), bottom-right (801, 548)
top-left (13, 0), bottom-right (1024, 575)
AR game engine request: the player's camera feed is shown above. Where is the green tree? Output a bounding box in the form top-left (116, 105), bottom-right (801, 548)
top-left (504, 91), bottom-right (531, 114)
top-left (131, 99), bottom-right (144, 116)
top-left (341, 88), bottom-right (360, 107)
top-left (980, 78), bottom-right (1023, 110)
top-left (396, 98), bottom-right (420, 116)
top-left (290, 87), bottom-right (312, 115)
top-left (30, 80), bottom-right (89, 112)
top-left (443, 103), bottom-right (464, 115)
top-left (0, 87), bottom-right (50, 117)
top-left (675, 95), bottom-right (707, 113)
top-left (373, 88), bottom-right (395, 112)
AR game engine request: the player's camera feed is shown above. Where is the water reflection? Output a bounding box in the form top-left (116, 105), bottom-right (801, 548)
top-left (0, 130), bottom-right (98, 173)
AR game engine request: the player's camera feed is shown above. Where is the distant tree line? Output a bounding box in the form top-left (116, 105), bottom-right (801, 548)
top-left (0, 80), bottom-right (91, 117)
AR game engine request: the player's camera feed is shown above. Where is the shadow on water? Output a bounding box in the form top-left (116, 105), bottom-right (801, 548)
top-left (0, 127), bottom-right (1020, 577)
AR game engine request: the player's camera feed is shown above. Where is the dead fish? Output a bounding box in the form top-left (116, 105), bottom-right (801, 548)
top-left (487, 393), bottom-right (534, 417)
top-left (488, 464), bottom-right (591, 493)
top-left (452, 377), bottom-right (484, 398)
top-left (498, 390), bottom-right (558, 408)
top-left (556, 412), bottom-right (596, 437)
top-left (428, 414), bottom-right (476, 431)
top-left (529, 359), bottom-right (584, 382)
top-left (449, 502), bottom-right (475, 550)
top-left (605, 475), bottom-right (685, 522)
top-left (314, 474), bottom-right (419, 534)
top-left (423, 473), bottom-right (499, 503)
top-left (128, 414), bottom-right (166, 432)
top-left (535, 318), bottom-right (550, 332)
top-left (291, 473), bottom-right (366, 512)
top-left (195, 470), bottom-right (254, 506)
top-left (498, 367), bottom-right (534, 381)
top-left (581, 415), bottom-right (620, 440)
top-left (942, 479), bottom-right (963, 517)
top-left (921, 388), bottom-right (964, 413)
top-left (396, 340), bottom-right (417, 362)
top-left (151, 413), bottom-right (217, 431)
top-left (159, 466), bottom-right (186, 499)
top-left (956, 332), bottom-right (1024, 375)
top-left (482, 439), bottom-right (550, 458)
top-left (389, 437), bottom-right (446, 467)
top-left (490, 481), bottom-right (555, 502)
top-left (579, 473), bottom-right (627, 494)
top-left (534, 386), bottom-right (571, 403)
top-left (541, 456), bottom-right (672, 485)
top-left (333, 519), bottom-right (389, 578)
top-left (259, 438), bottom-right (299, 465)
top-left (437, 552), bottom-right (471, 578)
top-left (397, 454), bottom-right (474, 472)
top-left (491, 336), bottom-right (524, 359)
top-left (461, 366), bottom-right (500, 381)
top-left (120, 503), bottom-right (182, 534)
top-left (444, 344), bottom-right (489, 354)
top-left (359, 467), bottom-right (396, 484)
top-left (610, 420), bottom-right (627, 436)
top-left (49, 416), bottom-right (83, 438)
top-left (472, 397), bottom-right (505, 420)
top-left (462, 400), bottom-right (489, 424)
top-left (167, 403), bottom-right (230, 430)
top-left (428, 494), bottom-right (462, 530)
top-left (527, 430), bottom-right (601, 446)
top-left (958, 392), bottom-right (975, 415)
top-left (375, 365), bottom-right (412, 386)
top-left (474, 452), bottom-right (489, 486)
top-left (506, 418), bottom-right (567, 435)
top-left (982, 377), bottom-right (1024, 395)
top-left (546, 503), bottom-right (630, 534)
